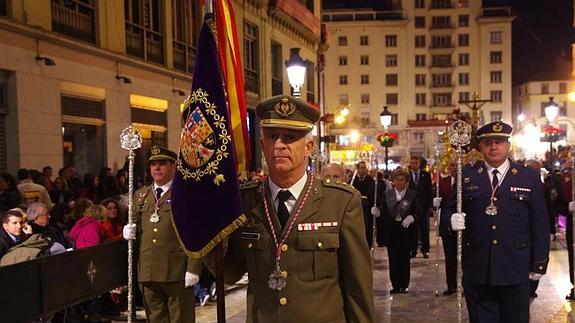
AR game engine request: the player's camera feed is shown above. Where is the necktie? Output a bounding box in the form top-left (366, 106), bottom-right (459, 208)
top-left (155, 187), bottom-right (163, 200)
top-left (492, 169), bottom-right (499, 188)
top-left (277, 190), bottom-right (292, 227)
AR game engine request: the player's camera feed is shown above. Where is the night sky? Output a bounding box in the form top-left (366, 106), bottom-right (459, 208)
top-left (323, 0), bottom-right (575, 85)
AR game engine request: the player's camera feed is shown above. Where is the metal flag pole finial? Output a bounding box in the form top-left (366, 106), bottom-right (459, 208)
top-left (120, 126), bottom-right (142, 323)
top-left (448, 120), bottom-right (471, 323)
top-left (432, 141), bottom-right (445, 297)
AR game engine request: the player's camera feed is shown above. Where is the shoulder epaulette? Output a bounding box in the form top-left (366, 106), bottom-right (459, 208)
top-left (322, 178), bottom-right (356, 194)
top-left (240, 179), bottom-right (262, 191)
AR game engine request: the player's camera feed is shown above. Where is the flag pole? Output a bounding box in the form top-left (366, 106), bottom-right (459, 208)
top-left (120, 126), bottom-right (142, 323)
top-left (205, 1), bottom-right (227, 321)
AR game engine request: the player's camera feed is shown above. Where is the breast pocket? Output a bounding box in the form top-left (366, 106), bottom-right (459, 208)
top-left (509, 191), bottom-right (531, 215)
top-left (241, 230), bottom-right (272, 279)
top-left (297, 232), bottom-right (340, 281)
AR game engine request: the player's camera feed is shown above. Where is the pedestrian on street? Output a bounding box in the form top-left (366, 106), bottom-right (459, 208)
top-left (408, 156), bottom-right (433, 258)
top-left (383, 168), bottom-right (419, 293)
top-left (123, 146), bottom-right (202, 323)
top-left (351, 161), bottom-right (376, 248)
top-left (219, 95), bottom-right (374, 322)
top-left (446, 121), bottom-right (550, 322)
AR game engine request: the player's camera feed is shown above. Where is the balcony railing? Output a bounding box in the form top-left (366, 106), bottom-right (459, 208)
top-left (481, 7), bottom-right (512, 17)
top-left (431, 82), bottom-right (454, 88)
top-left (430, 23), bottom-right (454, 29)
top-left (244, 68), bottom-right (259, 93)
top-left (430, 62), bottom-right (455, 68)
top-left (126, 22), bottom-right (164, 65)
top-left (430, 0), bottom-right (453, 9)
top-left (51, 0), bottom-right (96, 44)
top-left (1, 0), bottom-right (7, 16)
top-left (272, 77), bottom-right (283, 96)
top-left (322, 10), bottom-right (404, 22)
top-left (173, 40), bottom-right (195, 74)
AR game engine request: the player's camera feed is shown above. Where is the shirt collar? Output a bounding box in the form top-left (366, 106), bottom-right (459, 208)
top-left (7, 232), bottom-right (18, 243)
top-left (395, 188), bottom-right (406, 200)
top-left (485, 159), bottom-right (510, 177)
top-left (269, 172), bottom-right (308, 202)
top-left (153, 180), bottom-right (173, 194)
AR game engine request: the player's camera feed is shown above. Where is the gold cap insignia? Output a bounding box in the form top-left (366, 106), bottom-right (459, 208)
top-left (151, 145), bottom-right (161, 155)
top-left (274, 97), bottom-right (296, 118)
top-left (493, 122), bottom-right (503, 132)
top-left (511, 168), bottom-right (518, 175)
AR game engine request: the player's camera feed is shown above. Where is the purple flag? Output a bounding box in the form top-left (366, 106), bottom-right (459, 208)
top-left (171, 15), bottom-right (246, 257)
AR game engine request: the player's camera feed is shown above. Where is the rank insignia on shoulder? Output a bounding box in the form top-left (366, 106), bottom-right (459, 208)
top-left (511, 168), bottom-right (518, 175)
top-left (297, 222), bottom-right (338, 231)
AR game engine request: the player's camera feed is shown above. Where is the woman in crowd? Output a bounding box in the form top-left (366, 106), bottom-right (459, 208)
top-left (382, 168), bottom-right (421, 294)
top-left (80, 173), bottom-right (100, 203)
top-left (0, 172), bottom-right (21, 211)
top-left (50, 176), bottom-right (72, 204)
top-left (100, 198), bottom-right (124, 241)
top-left (69, 204), bottom-right (105, 249)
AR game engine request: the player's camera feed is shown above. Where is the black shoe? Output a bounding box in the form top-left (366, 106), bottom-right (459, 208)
top-left (423, 253), bottom-right (430, 258)
top-left (443, 289), bottom-right (456, 296)
top-left (390, 289), bottom-right (401, 294)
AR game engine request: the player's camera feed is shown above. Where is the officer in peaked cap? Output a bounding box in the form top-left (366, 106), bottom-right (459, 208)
top-left (123, 144), bottom-right (202, 322)
top-left (219, 95), bottom-right (374, 322)
top-left (443, 120), bottom-right (550, 322)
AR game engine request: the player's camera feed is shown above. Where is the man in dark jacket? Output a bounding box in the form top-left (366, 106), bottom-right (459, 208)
top-left (351, 161), bottom-right (376, 248)
top-left (409, 155), bottom-right (433, 258)
top-left (0, 209), bottom-right (27, 259)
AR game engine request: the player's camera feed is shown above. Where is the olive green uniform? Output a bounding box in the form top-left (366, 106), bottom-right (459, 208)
top-left (135, 185), bottom-right (202, 323)
top-left (223, 175), bottom-right (375, 322)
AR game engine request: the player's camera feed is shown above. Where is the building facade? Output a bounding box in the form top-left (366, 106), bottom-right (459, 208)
top-left (322, 0), bottom-right (513, 167)
top-left (0, 0), bottom-right (320, 176)
top-left (512, 78), bottom-right (575, 160)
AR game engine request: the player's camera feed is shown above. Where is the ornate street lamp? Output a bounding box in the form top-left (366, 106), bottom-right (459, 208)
top-left (379, 106), bottom-right (393, 171)
top-left (285, 48), bottom-right (307, 98)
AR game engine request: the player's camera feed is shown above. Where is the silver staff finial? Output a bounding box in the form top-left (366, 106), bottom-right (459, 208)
top-left (448, 120), bottom-right (472, 147)
top-left (121, 126), bottom-right (142, 151)
top-left (432, 142), bottom-right (445, 158)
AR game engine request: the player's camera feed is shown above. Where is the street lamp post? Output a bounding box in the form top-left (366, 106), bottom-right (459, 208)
top-left (285, 48), bottom-right (307, 99)
top-left (545, 96), bottom-right (559, 167)
top-left (380, 106), bottom-right (392, 172)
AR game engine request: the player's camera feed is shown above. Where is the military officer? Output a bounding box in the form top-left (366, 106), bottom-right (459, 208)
top-left (123, 146), bottom-right (202, 323)
top-left (445, 121), bottom-right (550, 322)
top-left (221, 95), bottom-right (374, 322)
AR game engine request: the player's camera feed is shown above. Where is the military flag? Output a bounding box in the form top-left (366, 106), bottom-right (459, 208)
top-left (171, 13), bottom-right (246, 257)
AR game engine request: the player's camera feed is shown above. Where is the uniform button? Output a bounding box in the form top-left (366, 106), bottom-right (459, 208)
top-left (247, 243), bottom-right (253, 248)
top-left (492, 240), bottom-right (498, 245)
top-left (317, 242), bottom-right (323, 249)
top-left (152, 239), bottom-right (157, 244)
top-left (279, 297), bottom-right (287, 305)
top-left (519, 196), bottom-right (523, 200)
top-left (539, 266), bottom-right (543, 270)
top-left (491, 225), bottom-right (496, 230)
top-left (281, 270), bottom-right (288, 278)
top-left (153, 228), bottom-right (158, 233)
top-left (281, 244), bottom-right (288, 252)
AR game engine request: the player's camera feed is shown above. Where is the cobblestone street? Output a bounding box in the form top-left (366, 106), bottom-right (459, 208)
top-left (195, 229), bottom-right (575, 322)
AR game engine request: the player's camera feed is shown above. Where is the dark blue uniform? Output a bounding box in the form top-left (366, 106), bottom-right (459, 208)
top-left (444, 160), bottom-right (550, 322)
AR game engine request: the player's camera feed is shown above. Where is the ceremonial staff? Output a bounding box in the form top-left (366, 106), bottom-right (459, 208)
top-left (570, 145), bottom-right (575, 300)
top-left (120, 126), bottom-right (142, 323)
top-left (448, 120), bottom-right (471, 322)
top-left (432, 141), bottom-right (445, 297)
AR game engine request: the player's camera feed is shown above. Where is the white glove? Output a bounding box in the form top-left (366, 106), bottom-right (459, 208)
top-left (185, 271), bottom-right (199, 288)
top-left (401, 215), bottom-right (415, 228)
top-left (433, 197), bottom-right (442, 208)
top-left (451, 212), bottom-right (466, 231)
top-left (529, 272), bottom-right (543, 281)
top-left (371, 206), bottom-right (381, 217)
top-left (122, 224), bottom-right (137, 240)
top-left (569, 201), bottom-right (575, 212)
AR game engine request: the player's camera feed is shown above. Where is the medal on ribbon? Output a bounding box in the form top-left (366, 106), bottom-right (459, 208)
top-left (150, 211), bottom-right (160, 223)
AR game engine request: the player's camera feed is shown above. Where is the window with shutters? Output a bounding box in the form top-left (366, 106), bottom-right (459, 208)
top-left (339, 56), bottom-right (348, 66)
top-left (338, 36), bottom-right (347, 46)
top-left (125, 0), bottom-right (164, 63)
top-left (386, 55), bottom-right (398, 67)
top-left (360, 35), bottom-right (369, 45)
top-left (244, 22), bottom-right (259, 93)
top-left (385, 35), bottom-right (397, 47)
top-left (386, 74), bottom-right (398, 86)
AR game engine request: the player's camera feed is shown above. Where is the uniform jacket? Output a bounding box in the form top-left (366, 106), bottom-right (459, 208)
top-left (135, 185), bottom-right (201, 282)
top-left (383, 189), bottom-right (420, 226)
top-left (223, 175), bottom-right (374, 323)
top-left (0, 228), bottom-right (23, 259)
top-left (443, 160), bottom-right (550, 285)
top-left (409, 170), bottom-right (433, 214)
top-left (351, 175), bottom-right (375, 212)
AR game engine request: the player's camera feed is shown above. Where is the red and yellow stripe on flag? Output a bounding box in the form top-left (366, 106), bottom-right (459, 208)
top-left (214, 0), bottom-right (250, 173)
